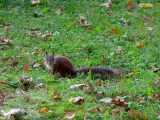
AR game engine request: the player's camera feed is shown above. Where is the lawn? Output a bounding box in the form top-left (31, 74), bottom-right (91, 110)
top-left (0, 0), bottom-right (160, 120)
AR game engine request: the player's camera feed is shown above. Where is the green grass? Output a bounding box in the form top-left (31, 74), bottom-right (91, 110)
top-left (0, 0), bottom-right (160, 120)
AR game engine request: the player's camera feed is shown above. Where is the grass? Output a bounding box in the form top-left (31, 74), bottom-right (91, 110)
top-left (0, 0), bottom-right (160, 119)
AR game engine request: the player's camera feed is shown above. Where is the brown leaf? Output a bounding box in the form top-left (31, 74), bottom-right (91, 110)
top-left (26, 28), bottom-right (41, 36)
top-left (102, 55), bottom-right (107, 62)
top-left (85, 82), bottom-right (97, 93)
top-left (55, 8), bottom-right (62, 15)
top-left (69, 96), bottom-right (85, 104)
top-left (64, 109), bottom-right (76, 119)
top-left (115, 47), bottom-right (122, 54)
top-left (136, 43), bottom-right (144, 48)
top-left (3, 26), bottom-right (9, 30)
top-left (41, 32), bottom-right (52, 38)
top-left (130, 110), bottom-right (148, 120)
top-left (110, 28), bottom-right (117, 34)
top-left (1, 57), bottom-right (9, 61)
top-left (80, 16), bottom-right (91, 27)
top-left (2, 68), bottom-right (8, 73)
top-left (35, 83), bottom-right (45, 89)
top-left (112, 109), bottom-right (118, 114)
top-left (143, 16), bottom-right (153, 24)
top-left (100, 2), bottom-right (112, 9)
top-left (126, 0), bottom-right (134, 9)
top-left (31, 0), bottom-right (41, 5)
top-left (39, 107), bottom-right (48, 113)
top-left (11, 57), bottom-right (18, 71)
top-left (99, 98), bottom-right (112, 104)
top-left (0, 36), bottom-right (12, 44)
top-left (35, 48), bottom-right (41, 54)
top-left (153, 68), bottom-right (160, 73)
top-left (24, 60), bottom-right (29, 73)
top-left (0, 99), bottom-right (4, 106)
top-left (52, 90), bottom-right (61, 99)
top-left (20, 76), bottom-right (36, 87)
top-left (69, 84), bottom-right (86, 89)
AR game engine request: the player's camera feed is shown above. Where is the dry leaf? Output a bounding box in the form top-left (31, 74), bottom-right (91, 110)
top-left (0, 36), bottom-right (12, 44)
top-left (20, 76), bottom-right (36, 87)
top-left (31, 0), bottom-right (41, 5)
top-left (148, 27), bottom-right (153, 31)
top-left (85, 82), bottom-right (97, 92)
top-left (35, 48), bottom-right (41, 54)
top-left (143, 16), bottom-right (153, 24)
top-left (0, 108), bottom-right (27, 119)
top-left (102, 55), bottom-right (107, 62)
top-left (99, 98), bottom-right (112, 104)
top-left (69, 96), bottom-right (85, 104)
top-left (35, 83), bottom-right (45, 89)
top-left (136, 43), bottom-right (144, 48)
top-left (10, 57), bottom-right (18, 71)
top-left (80, 16), bottom-right (91, 27)
top-left (0, 99), bottom-right (4, 106)
top-left (88, 107), bottom-right (97, 112)
top-left (39, 107), bottom-right (48, 113)
top-left (3, 26), bottom-right (9, 30)
top-left (126, 71), bottom-right (136, 77)
top-left (26, 28), bottom-right (41, 36)
top-left (64, 109), bottom-right (76, 119)
top-left (126, 0), bottom-right (134, 9)
top-left (130, 110), bottom-right (148, 120)
top-left (69, 84), bottom-right (86, 89)
top-left (110, 28), bottom-right (117, 34)
top-left (139, 3), bottom-right (153, 8)
top-left (52, 90), bottom-right (61, 99)
top-left (24, 60), bottom-right (29, 73)
top-left (115, 47), bottom-right (122, 54)
top-left (41, 32), bottom-right (52, 38)
top-left (55, 7), bottom-right (62, 15)
top-left (100, 1), bottom-right (112, 9)
top-left (96, 91), bottom-right (106, 97)
top-left (112, 109), bottom-right (118, 114)
top-left (1, 57), bottom-right (9, 61)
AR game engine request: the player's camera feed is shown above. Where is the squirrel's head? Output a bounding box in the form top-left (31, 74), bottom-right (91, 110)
top-left (45, 51), bottom-right (55, 66)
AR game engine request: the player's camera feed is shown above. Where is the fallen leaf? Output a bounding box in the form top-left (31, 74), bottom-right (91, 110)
top-left (69, 96), bottom-right (85, 104)
top-left (24, 60), bottom-right (29, 73)
top-left (55, 7), bottom-right (62, 15)
top-left (152, 78), bottom-right (160, 86)
top-left (69, 84), bottom-right (86, 89)
top-left (31, 0), bottom-right (41, 5)
top-left (110, 28), bottom-right (117, 34)
top-left (52, 90), bottom-right (61, 99)
top-left (35, 48), bottom-right (41, 54)
top-left (20, 76), bottom-right (36, 87)
top-left (1, 57), bottom-right (9, 61)
top-left (3, 26), bottom-right (9, 30)
top-left (35, 83), bottom-right (45, 89)
top-left (0, 36), bottom-right (12, 44)
top-left (25, 28), bottom-right (41, 36)
top-left (126, 0), bottom-right (134, 9)
top-left (10, 57), bottom-right (18, 71)
top-left (130, 110), bottom-right (148, 120)
top-left (143, 16), bottom-right (153, 24)
top-left (80, 16), bottom-right (91, 27)
top-left (102, 55), bottom-right (107, 62)
top-left (99, 98), bottom-right (112, 104)
top-left (115, 47), bottom-right (122, 54)
top-left (139, 3), bottom-right (153, 8)
top-left (148, 27), bottom-right (153, 31)
top-left (112, 109), bottom-right (118, 114)
top-left (64, 109), bottom-right (75, 119)
top-left (85, 82), bottom-right (97, 93)
top-left (96, 91), bottom-right (106, 97)
top-left (41, 32), bottom-right (52, 38)
top-left (39, 107), bottom-right (48, 113)
top-left (0, 99), bottom-right (4, 106)
top-left (0, 108), bottom-right (27, 119)
top-left (136, 43), bottom-right (144, 48)
top-left (100, 1), bottom-right (112, 9)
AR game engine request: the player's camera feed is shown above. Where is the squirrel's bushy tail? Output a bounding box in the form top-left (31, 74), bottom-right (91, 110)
top-left (75, 67), bottom-right (121, 76)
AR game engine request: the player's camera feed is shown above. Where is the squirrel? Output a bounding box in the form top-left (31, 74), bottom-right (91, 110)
top-left (44, 51), bottom-right (121, 77)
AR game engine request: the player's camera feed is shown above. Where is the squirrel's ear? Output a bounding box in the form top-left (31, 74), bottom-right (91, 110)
top-left (52, 51), bottom-right (54, 55)
top-left (46, 51), bottom-right (48, 55)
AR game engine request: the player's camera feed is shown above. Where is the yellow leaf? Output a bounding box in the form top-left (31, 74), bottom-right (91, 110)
top-left (139, 3), bottom-right (153, 8)
top-left (39, 107), bottom-right (48, 113)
